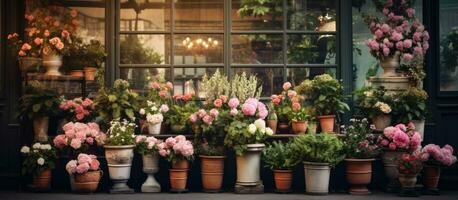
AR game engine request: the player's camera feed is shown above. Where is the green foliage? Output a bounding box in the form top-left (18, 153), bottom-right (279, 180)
top-left (237, 0), bottom-right (282, 17)
top-left (306, 74), bottom-right (349, 116)
top-left (95, 79), bottom-right (139, 122)
top-left (194, 110), bottom-right (231, 156)
top-left (105, 119), bottom-right (136, 146)
top-left (342, 118), bottom-right (380, 159)
top-left (63, 37), bottom-right (85, 71)
top-left (290, 134), bottom-right (344, 166)
top-left (394, 87), bottom-right (429, 122)
top-left (19, 81), bottom-right (61, 119)
top-left (20, 143), bottom-right (57, 175)
top-left (288, 107), bottom-right (309, 122)
top-left (168, 101), bottom-right (199, 128)
top-left (263, 141), bottom-right (300, 170)
top-left (120, 35), bottom-right (163, 64)
top-left (354, 86), bottom-right (394, 119)
top-left (224, 120), bottom-right (272, 156)
top-left (83, 40), bottom-right (106, 68)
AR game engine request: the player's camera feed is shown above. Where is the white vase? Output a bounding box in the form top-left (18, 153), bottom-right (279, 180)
top-left (380, 52), bottom-right (401, 77)
top-left (236, 143), bottom-right (265, 186)
top-left (412, 119), bottom-right (425, 140)
top-left (141, 154), bottom-right (161, 193)
top-left (42, 54), bottom-right (62, 76)
top-left (303, 162), bottom-right (331, 195)
top-left (372, 114), bottom-right (392, 131)
top-left (382, 151), bottom-right (403, 190)
top-left (33, 116), bottom-right (49, 142)
top-left (104, 145), bottom-right (135, 193)
top-left (147, 122), bottom-right (161, 135)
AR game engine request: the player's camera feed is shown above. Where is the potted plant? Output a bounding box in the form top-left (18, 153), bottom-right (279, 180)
top-left (139, 100), bottom-right (168, 135)
top-left (160, 135), bottom-right (194, 192)
top-left (270, 82), bottom-right (293, 133)
top-left (146, 81), bottom-right (173, 132)
top-left (19, 81), bottom-right (61, 142)
top-left (103, 119), bottom-right (136, 193)
top-left (82, 40), bottom-right (106, 81)
top-left (135, 135), bottom-right (164, 192)
top-left (397, 153), bottom-right (423, 190)
top-left (168, 92), bottom-right (199, 134)
top-left (354, 86), bottom-right (394, 130)
top-left (419, 144), bottom-right (457, 193)
top-left (377, 123), bottom-right (422, 191)
top-left (59, 97), bottom-right (96, 123)
top-left (342, 118), bottom-right (380, 194)
top-left (263, 141), bottom-right (300, 192)
top-left (266, 102), bottom-right (278, 134)
top-left (394, 88), bottom-right (428, 138)
top-left (289, 105), bottom-right (309, 135)
top-left (63, 37), bottom-right (85, 77)
top-left (7, 33), bottom-right (42, 72)
top-left (65, 153), bottom-right (102, 193)
top-left (290, 134), bottom-right (344, 195)
top-left (20, 143), bottom-right (57, 191)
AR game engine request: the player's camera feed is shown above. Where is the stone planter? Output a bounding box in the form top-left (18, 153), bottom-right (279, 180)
top-left (291, 121), bottom-right (308, 134)
top-left (379, 52), bottom-right (401, 77)
top-left (318, 115), bottom-right (335, 133)
top-left (273, 170), bottom-right (293, 192)
top-left (369, 77), bottom-right (410, 94)
top-left (69, 70), bottom-right (84, 77)
top-left (423, 165), bottom-right (441, 191)
top-left (399, 174), bottom-right (417, 188)
top-left (18, 57), bottom-right (42, 72)
top-left (236, 144), bottom-right (265, 186)
top-left (33, 169), bottom-right (52, 190)
top-left (345, 158), bottom-right (375, 195)
top-left (372, 114), bottom-right (392, 131)
top-left (412, 119), bottom-right (425, 139)
top-left (200, 155), bottom-right (225, 192)
top-left (33, 116), bottom-right (49, 142)
top-left (267, 119), bottom-right (277, 134)
top-left (382, 151), bottom-right (403, 191)
top-left (303, 161), bottom-right (331, 195)
top-left (74, 170), bottom-right (102, 193)
top-left (141, 154), bottom-right (161, 192)
top-left (83, 67), bottom-right (97, 81)
top-left (104, 145), bottom-right (135, 193)
top-left (147, 122), bottom-right (161, 135)
top-left (42, 54), bottom-right (62, 76)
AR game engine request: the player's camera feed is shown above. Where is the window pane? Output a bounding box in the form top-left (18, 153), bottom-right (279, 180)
top-left (232, 34), bottom-right (283, 64)
top-left (232, 0), bottom-right (283, 30)
top-left (231, 68), bottom-right (283, 97)
top-left (287, 68), bottom-right (336, 86)
top-left (175, 0), bottom-right (223, 31)
top-left (287, 0), bottom-right (337, 31)
top-left (288, 34), bottom-right (336, 64)
top-left (120, 68), bottom-right (170, 91)
top-left (70, 6), bottom-right (106, 44)
top-left (120, 34), bottom-right (170, 64)
top-left (120, 0), bottom-right (170, 31)
top-left (174, 34), bottom-right (223, 64)
top-left (440, 0), bottom-right (458, 91)
top-left (173, 68), bottom-right (221, 96)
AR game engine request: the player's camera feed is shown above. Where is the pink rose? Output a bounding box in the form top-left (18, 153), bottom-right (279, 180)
top-left (413, 32), bottom-right (422, 42)
top-left (203, 115), bottom-right (214, 125)
top-left (70, 9), bottom-right (78, 18)
top-left (391, 31), bottom-right (403, 41)
top-left (228, 98), bottom-right (240, 109)
top-left (395, 41), bottom-right (404, 50)
top-left (381, 24), bottom-right (391, 33)
top-left (375, 29), bottom-right (384, 39)
top-left (413, 46), bottom-right (423, 55)
top-left (53, 134), bottom-right (68, 148)
top-left (76, 113), bottom-right (84, 121)
top-left (189, 114), bottom-right (197, 123)
top-left (389, 142), bottom-right (397, 151)
top-left (213, 99), bottom-right (223, 108)
top-left (77, 154), bottom-right (92, 164)
top-left (287, 90), bottom-right (297, 98)
top-left (209, 108), bottom-right (219, 118)
top-left (402, 53), bottom-right (413, 62)
top-left (383, 126), bottom-right (397, 139)
top-left (160, 104), bottom-right (169, 113)
top-left (159, 149), bottom-right (168, 157)
top-left (403, 39), bottom-right (413, 49)
top-left (395, 124), bottom-right (407, 132)
top-left (423, 32), bottom-right (430, 41)
top-left (90, 159), bottom-right (100, 171)
top-left (21, 43), bottom-right (32, 51)
top-left (282, 82), bottom-right (292, 91)
top-left (85, 137), bottom-right (94, 145)
top-left (70, 139), bottom-right (82, 149)
top-left (87, 123), bottom-right (100, 132)
top-left (61, 30), bottom-right (70, 38)
top-left (383, 47), bottom-right (390, 56)
top-left (219, 95), bottom-right (227, 102)
top-left (76, 163), bottom-right (90, 174)
top-left (158, 90), bottom-right (168, 98)
top-left (66, 160), bottom-right (78, 174)
top-left (258, 110), bottom-right (268, 120)
top-left (381, 139), bottom-right (389, 146)
top-left (150, 81), bottom-right (160, 89)
top-left (198, 109), bottom-right (207, 118)
top-left (18, 50), bottom-right (26, 56)
top-left (136, 135), bottom-right (147, 143)
top-left (292, 102), bottom-right (301, 111)
top-left (406, 8), bottom-right (415, 18)
top-left (34, 37), bottom-right (43, 45)
top-left (55, 42), bottom-right (64, 50)
top-left (165, 137), bottom-right (176, 148)
top-left (166, 81), bottom-right (173, 89)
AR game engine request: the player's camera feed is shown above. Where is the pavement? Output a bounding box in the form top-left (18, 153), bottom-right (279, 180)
top-left (1, 191), bottom-right (458, 200)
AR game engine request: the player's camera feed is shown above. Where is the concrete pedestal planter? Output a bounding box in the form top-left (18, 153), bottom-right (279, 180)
top-left (303, 162), bottom-right (331, 195)
top-left (42, 54), bottom-right (62, 76)
top-left (317, 115), bottom-right (335, 133)
top-left (345, 158), bottom-right (374, 195)
top-left (379, 52), bottom-right (401, 77)
top-left (33, 116), bottom-right (49, 142)
top-left (236, 144), bottom-right (265, 186)
top-left (74, 170), bottom-right (102, 193)
top-left (412, 120), bottom-right (425, 139)
top-left (104, 145), bottom-right (135, 193)
top-left (382, 151), bottom-right (403, 191)
top-left (141, 154), bottom-right (161, 193)
top-left (372, 115), bottom-right (392, 131)
top-left (273, 170), bottom-right (293, 192)
top-left (200, 155), bottom-right (225, 192)
top-left (147, 122), bottom-right (161, 135)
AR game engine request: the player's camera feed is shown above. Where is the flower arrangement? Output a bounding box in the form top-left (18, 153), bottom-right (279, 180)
top-left (271, 82), bottom-right (306, 123)
top-left (377, 123), bottom-right (422, 152)
top-left (364, 0), bottom-right (429, 62)
top-left (263, 141), bottom-right (300, 170)
top-left (135, 135), bottom-right (165, 155)
top-left (59, 97), bottom-right (96, 122)
top-left (398, 153), bottom-right (423, 175)
top-left (65, 153), bottom-right (100, 175)
top-left (139, 100), bottom-right (168, 125)
top-left (20, 143), bottom-right (57, 175)
top-left (394, 87), bottom-right (428, 123)
top-left (160, 135), bottom-right (194, 162)
top-left (53, 122), bottom-right (106, 156)
top-left (104, 119), bottom-right (136, 146)
top-left (147, 80), bottom-right (174, 104)
top-left (167, 92), bottom-right (200, 132)
top-left (354, 86), bottom-right (394, 119)
top-left (225, 118), bottom-right (274, 155)
top-left (19, 81), bottom-right (61, 119)
top-left (290, 134), bottom-right (344, 166)
top-left (419, 144), bottom-right (457, 167)
top-left (342, 118), bottom-right (380, 159)
top-left (95, 79), bottom-right (139, 122)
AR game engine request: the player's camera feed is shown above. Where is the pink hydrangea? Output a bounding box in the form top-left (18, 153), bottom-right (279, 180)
top-left (189, 114), bottom-right (198, 123)
top-left (165, 137), bottom-right (177, 148)
top-left (228, 98), bottom-right (240, 109)
top-left (242, 103), bottom-right (256, 116)
top-left (282, 82), bottom-right (292, 91)
top-left (70, 139), bottom-right (82, 149)
top-left (393, 130), bottom-right (410, 148)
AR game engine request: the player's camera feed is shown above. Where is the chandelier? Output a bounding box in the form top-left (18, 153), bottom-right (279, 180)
top-left (182, 37), bottom-right (219, 53)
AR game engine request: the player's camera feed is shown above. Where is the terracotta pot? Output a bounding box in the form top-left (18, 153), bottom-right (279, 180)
top-left (399, 174), bottom-right (417, 188)
top-left (278, 122), bottom-right (289, 134)
top-left (172, 160), bottom-right (189, 169)
top-left (200, 155), bottom-right (225, 192)
top-left (267, 120), bottom-right (277, 134)
top-left (423, 165), bottom-right (441, 189)
top-left (372, 115), bottom-right (392, 131)
top-left (74, 171), bottom-right (102, 193)
top-left (69, 70), bottom-right (84, 77)
top-left (42, 54), bottom-right (62, 76)
top-left (33, 169), bottom-right (52, 190)
top-left (169, 169), bottom-right (188, 190)
top-left (33, 116), bottom-right (49, 142)
top-left (379, 51), bottom-right (401, 77)
top-left (291, 121), bottom-right (308, 134)
top-left (345, 158), bottom-right (374, 195)
top-left (83, 67), bottom-right (97, 81)
top-left (318, 115), bottom-right (335, 133)
top-left (273, 170), bottom-right (293, 192)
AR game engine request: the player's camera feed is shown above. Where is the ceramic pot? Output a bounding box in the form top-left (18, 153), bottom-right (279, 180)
top-left (83, 67), bottom-right (97, 81)
top-left (273, 170), bottom-right (293, 192)
top-left (278, 122), bottom-right (289, 134)
top-left (18, 57), bottom-right (42, 72)
top-left (236, 144), bottom-right (265, 186)
top-left (141, 154), bottom-right (161, 192)
top-left (423, 165), bottom-right (441, 190)
top-left (33, 116), bottom-right (49, 142)
top-left (74, 170), bottom-right (102, 193)
top-left (308, 122), bottom-right (317, 134)
top-left (291, 121), bottom-right (308, 134)
top-left (42, 54), bottom-right (62, 76)
top-left (372, 115), bottom-right (392, 131)
top-left (412, 120), bottom-right (425, 140)
top-left (267, 119), bottom-right (277, 134)
top-left (303, 162), bottom-right (331, 195)
top-left (69, 70), bottom-right (84, 77)
top-left (318, 115), bottom-right (335, 133)
top-left (382, 151), bottom-right (403, 189)
top-left (33, 169), bottom-right (52, 190)
top-left (169, 169), bottom-right (188, 191)
top-left (172, 160), bottom-right (189, 169)
top-left (170, 124), bottom-right (186, 134)
top-left (380, 52), bottom-right (401, 77)
top-left (345, 158), bottom-right (375, 195)
top-left (399, 174), bottom-right (417, 188)
top-left (104, 145), bottom-right (135, 193)
top-left (147, 122), bottom-right (161, 135)
top-left (200, 155), bottom-right (225, 192)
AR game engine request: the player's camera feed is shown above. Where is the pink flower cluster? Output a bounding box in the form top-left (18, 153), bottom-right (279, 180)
top-left (189, 108), bottom-right (220, 125)
top-left (378, 123), bottom-right (421, 152)
top-left (213, 95), bottom-right (228, 108)
top-left (240, 98), bottom-right (268, 119)
top-left (160, 135), bottom-right (194, 160)
top-left (420, 144), bottom-right (457, 166)
top-left (60, 97), bottom-right (95, 122)
top-left (53, 122), bottom-right (106, 150)
top-left (65, 153), bottom-right (100, 174)
top-left (271, 82), bottom-right (305, 111)
top-left (149, 81), bottom-right (173, 99)
top-left (135, 135), bottom-right (166, 154)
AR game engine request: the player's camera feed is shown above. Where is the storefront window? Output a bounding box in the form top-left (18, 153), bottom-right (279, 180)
top-left (439, 0), bottom-right (458, 91)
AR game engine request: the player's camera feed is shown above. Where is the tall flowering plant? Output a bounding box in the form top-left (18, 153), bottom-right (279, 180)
top-left (160, 135), bottom-right (194, 162)
top-left (59, 97), bottom-right (96, 122)
top-left (270, 82), bottom-right (305, 123)
top-left (419, 144), bottom-right (457, 167)
top-left (20, 143), bottom-right (57, 175)
top-left (377, 123), bottom-right (422, 152)
top-left (53, 122), bottom-right (106, 157)
top-left (65, 154), bottom-right (100, 175)
top-left (135, 135), bottom-right (165, 155)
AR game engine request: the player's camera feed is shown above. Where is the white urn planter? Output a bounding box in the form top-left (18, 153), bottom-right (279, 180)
top-left (33, 116), bottom-right (49, 142)
top-left (412, 120), bottom-right (425, 139)
top-left (42, 54), bottom-right (62, 76)
top-left (303, 162), bottom-right (331, 195)
top-left (147, 122), bottom-right (161, 135)
top-left (380, 52), bottom-right (401, 77)
top-left (104, 145), bottom-right (135, 193)
top-left (141, 154), bottom-right (161, 192)
top-left (236, 144), bottom-right (265, 186)
top-left (372, 114), bottom-right (392, 131)
top-left (382, 151), bottom-right (403, 192)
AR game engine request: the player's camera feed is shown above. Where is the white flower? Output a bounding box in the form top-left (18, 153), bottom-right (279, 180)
top-left (260, 128), bottom-right (266, 134)
top-left (147, 100), bottom-right (153, 107)
top-left (40, 144), bottom-right (52, 150)
top-left (254, 119), bottom-right (266, 130)
top-left (146, 113), bottom-right (163, 124)
top-left (37, 158), bottom-right (45, 166)
top-left (248, 124), bottom-right (257, 134)
top-left (265, 128), bottom-right (274, 136)
top-left (20, 146), bottom-right (30, 154)
top-left (375, 101), bottom-right (392, 114)
top-left (120, 126), bottom-right (126, 132)
top-left (151, 106), bottom-right (158, 111)
top-left (32, 143), bottom-right (41, 149)
top-left (139, 108), bottom-right (146, 115)
top-left (364, 91), bottom-right (373, 97)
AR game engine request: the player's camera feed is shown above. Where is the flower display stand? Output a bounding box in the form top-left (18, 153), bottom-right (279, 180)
top-left (369, 77), bottom-right (410, 94)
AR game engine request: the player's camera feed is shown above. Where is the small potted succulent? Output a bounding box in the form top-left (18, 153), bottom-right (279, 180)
top-left (354, 86), bottom-right (394, 131)
top-left (342, 118), bottom-right (380, 194)
top-left (290, 134), bottom-right (344, 195)
top-left (289, 105), bottom-right (309, 135)
top-left (397, 153), bottom-right (423, 189)
top-left (20, 143), bottom-right (57, 191)
top-left (394, 88), bottom-right (429, 138)
top-left (419, 144), bottom-right (457, 193)
top-left (263, 141), bottom-right (300, 192)
top-left (65, 153), bottom-right (102, 193)
top-left (135, 135), bottom-right (164, 192)
top-left (139, 100), bottom-right (168, 135)
top-left (103, 119), bottom-right (136, 193)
